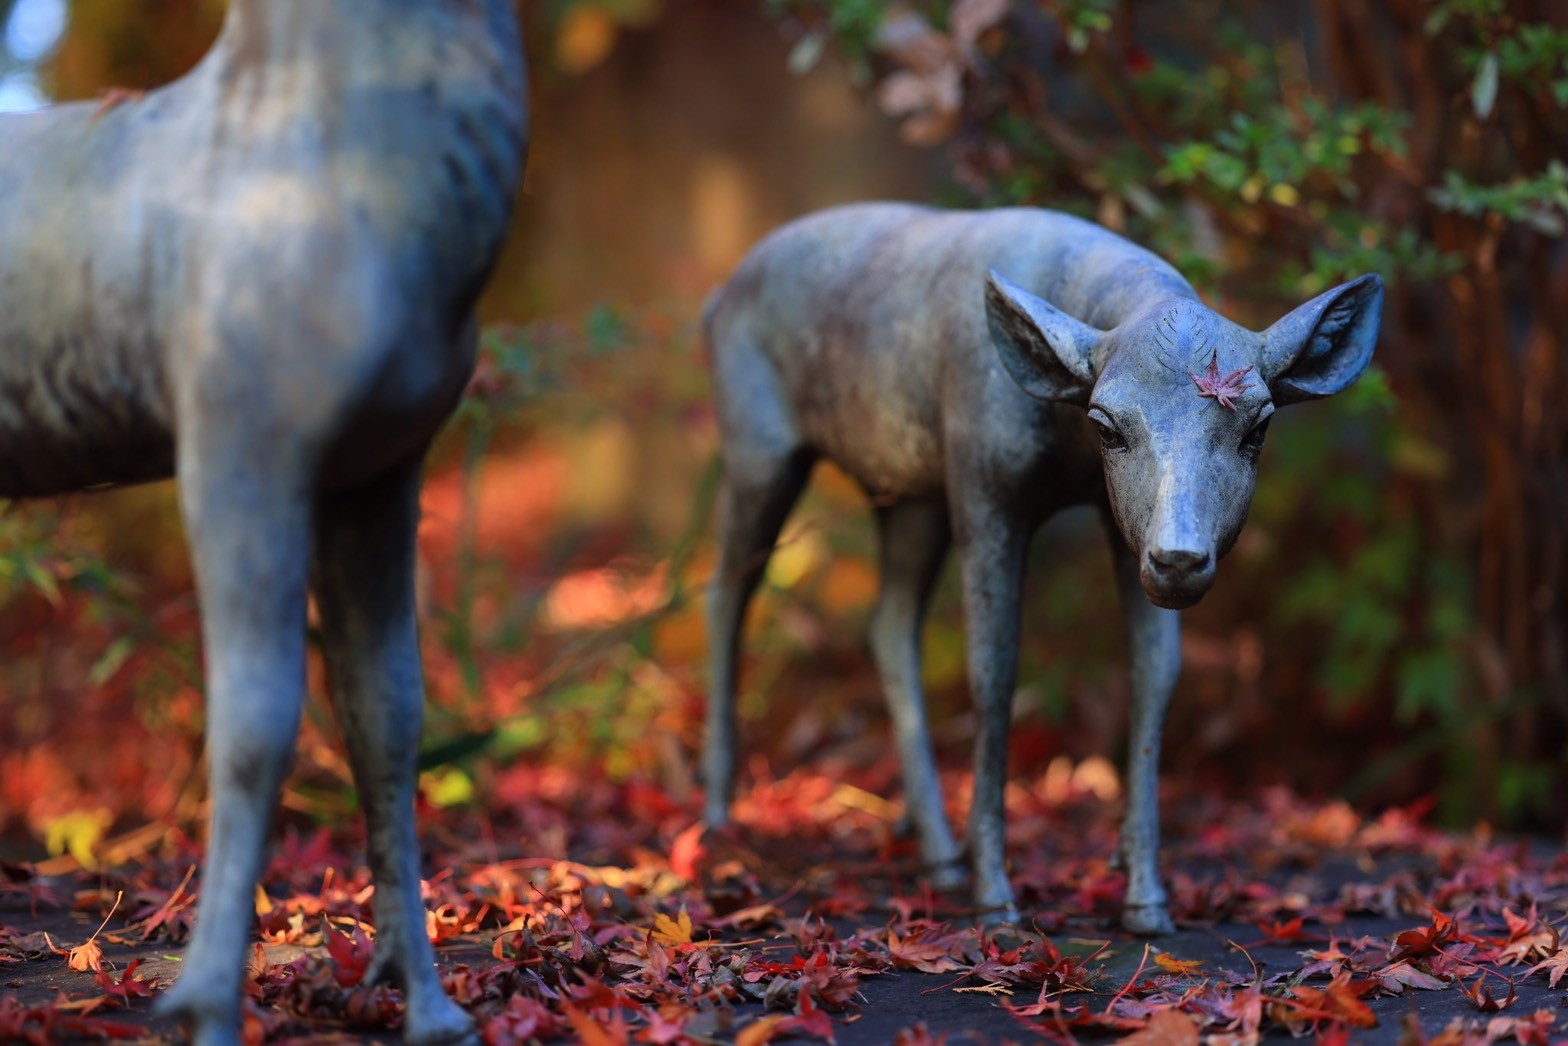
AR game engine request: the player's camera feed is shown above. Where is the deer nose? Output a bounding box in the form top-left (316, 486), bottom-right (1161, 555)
top-left (1147, 548), bottom-right (1211, 576)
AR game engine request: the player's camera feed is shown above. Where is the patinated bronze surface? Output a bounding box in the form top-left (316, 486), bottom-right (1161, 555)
top-left (703, 202), bottom-right (1382, 934)
top-left (0, 3), bottom-right (528, 1042)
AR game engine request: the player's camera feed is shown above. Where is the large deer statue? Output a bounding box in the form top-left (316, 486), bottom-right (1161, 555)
top-left (0, 2), bottom-right (528, 1042)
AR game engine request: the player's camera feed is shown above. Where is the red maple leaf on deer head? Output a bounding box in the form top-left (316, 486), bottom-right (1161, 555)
top-left (1189, 349), bottom-right (1255, 410)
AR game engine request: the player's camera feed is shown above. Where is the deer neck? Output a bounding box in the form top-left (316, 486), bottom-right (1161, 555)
top-left (208, 0), bottom-right (523, 108)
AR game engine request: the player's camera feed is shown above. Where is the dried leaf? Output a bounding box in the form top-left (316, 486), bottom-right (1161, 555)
top-left (1153, 952), bottom-right (1205, 976)
top-left (67, 939), bottom-right (103, 973)
top-left (1121, 1009), bottom-right (1200, 1046)
top-left (1189, 349), bottom-right (1256, 411)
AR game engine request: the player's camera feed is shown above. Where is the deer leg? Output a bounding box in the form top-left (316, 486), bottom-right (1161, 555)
top-left (952, 503), bottom-right (1028, 924)
top-left (870, 501), bottom-right (964, 888)
top-left (1112, 540), bottom-right (1179, 936)
top-left (313, 454), bottom-right (474, 1045)
top-left (155, 447), bottom-right (313, 1046)
top-left (704, 445), bottom-right (812, 828)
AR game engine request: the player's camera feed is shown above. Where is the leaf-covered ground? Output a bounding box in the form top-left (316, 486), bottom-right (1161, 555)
top-left (0, 340), bottom-right (1563, 1043)
top-left (4, 779), bottom-right (1567, 1044)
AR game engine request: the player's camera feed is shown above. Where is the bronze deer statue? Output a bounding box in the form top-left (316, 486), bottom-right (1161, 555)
top-left (703, 202), bottom-right (1381, 933)
top-left (0, 2), bottom-right (528, 1041)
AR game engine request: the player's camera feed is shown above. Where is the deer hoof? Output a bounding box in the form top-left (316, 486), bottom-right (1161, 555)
top-left (1121, 903), bottom-right (1175, 936)
top-left (155, 977), bottom-right (241, 1046)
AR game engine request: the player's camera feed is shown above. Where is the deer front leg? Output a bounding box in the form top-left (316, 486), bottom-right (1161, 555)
top-left (1112, 541), bottom-right (1180, 936)
top-left (952, 502), bottom-right (1028, 924)
top-left (313, 455), bottom-right (474, 1046)
top-left (870, 501), bottom-right (964, 888)
top-left (156, 448), bottom-right (313, 1046)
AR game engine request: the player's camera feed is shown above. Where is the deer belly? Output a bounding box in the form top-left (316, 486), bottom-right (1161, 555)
top-left (798, 393), bottom-right (947, 500)
top-left (0, 348), bottom-right (175, 497)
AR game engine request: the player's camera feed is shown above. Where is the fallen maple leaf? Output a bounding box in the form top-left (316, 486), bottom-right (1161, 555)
top-left (1482, 1008), bottom-right (1557, 1046)
top-left (1121, 1008), bottom-right (1200, 1046)
top-left (668, 823), bottom-right (707, 881)
top-left (1373, 959), bottom-right (1449, 994)
top-left (1153, 951), bottom-right (1205, 976)
top-left (324, 921), bottom-right (373, 988)
top-left (735, 1014), bottom-right (787, 1046)
top-left (779, 990), bottom-right (834, 1043)
top-left (886, 925), bottom-right (967, 974)
top-left (1489, 906), bottom-right (1558, 965)
top-left (1189, 349), bottom-right (1255, 410)
top-left (96, 959), bottom-right (158, 1003)
top-left (650, 908), bottom-right (695, 948)
top-left (1525, 949), bottom-right (1568, 988)
top-left (1255, 917), bottom-right (1307, 943)
top-left (1391, 909), bottom-right (1459, 962)
top-left (564, 1004), bottom-right (631, 1046)
top-left (68, 938), bottom-right (104, 973)
top-left (1286, 970), bottom-right (1377, 1029)
top-left (1460, 972), bottom-right (1516, 1013)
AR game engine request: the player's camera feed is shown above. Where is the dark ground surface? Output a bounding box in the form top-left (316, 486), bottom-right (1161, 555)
top-left (5, 842), bottom-right (1566, 1044)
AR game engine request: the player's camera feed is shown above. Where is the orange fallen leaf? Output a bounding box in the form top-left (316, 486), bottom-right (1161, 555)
top-left (650, 907), bottom-right (695, 948)
top-left (736, 1014), bottom-right (787, 1046)
top-left (1153, 952), bottom-right (1205, 976)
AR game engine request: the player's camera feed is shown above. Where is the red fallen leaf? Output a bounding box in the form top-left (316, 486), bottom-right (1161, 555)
top-left (1120, 1009), bottom-right (1199, 1046)
top-left (970, 935), bottom-right (1100, 992)
top-left (1209, 987), bottom-right (1265, 1039)
top-left (564, 1004), bottom-right (631, 1046)
top-left (668, 823), bottom-right (707, 881)
top-left (1460, 973), bottom-right (1516, 1013)
top-left (481, 995), bottom-right (563, 1044)
top-left (1313, 1027), bottom-right (1352, 1046)
top-left (96, 959), bottom-right (158, 1002)
top-left (886, 924), bottom-right (967, 974)
top-left (1286, 970), bottom-right (1377, 1028)
top-left (1372, 959), bottom-right (1448, 994)
top-left (1391, 909), bottom-right (1459, 962)
top-left (1255, 917), bottom-right (1307, 943)
top-left (1488, 906), bottom-right (1558, 965)
top-left (779, 990), bottom-right (835, 1043)
top-left (569, 977), bottom-right (641, 1013)
top-left (1526, 949), bottom-right (1568, 988)
top-left (1006, 989), bottom-right (1145, 1033)
top-left (324, 922), bottom-right (374, 988)
top-left (1481, 1008), bottom-right (1557, 1046)
top-left (638, 1006), bottom-right (690, 1044)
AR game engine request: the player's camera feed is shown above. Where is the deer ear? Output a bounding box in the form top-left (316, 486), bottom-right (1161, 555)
top-left (985, 270), bottom-right (1102, 405)
top-left (1261, 274), bottom-right (1383, 405)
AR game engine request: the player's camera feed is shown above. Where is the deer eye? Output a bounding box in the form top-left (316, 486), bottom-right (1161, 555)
top-left (1241, 407), bottom-right (1274, 458)
top-left (1087, 406), bottom-right (1128, 453)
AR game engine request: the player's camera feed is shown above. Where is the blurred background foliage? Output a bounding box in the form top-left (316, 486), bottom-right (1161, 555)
top-left (0, 0), bottom-right (1564, 865)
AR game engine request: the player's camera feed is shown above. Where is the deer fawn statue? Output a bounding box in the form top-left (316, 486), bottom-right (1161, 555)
top-left (0, 2), bottom-right (527, 1042)
top-left (703, 202), bottom-right (1381, 933)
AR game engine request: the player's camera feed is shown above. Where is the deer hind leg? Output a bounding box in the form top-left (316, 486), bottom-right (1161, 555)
top-left (870, 501), bottom-right (964, 888)
top-left (311, 453), bottom-right (475, 1044)
top-left (156, 440), bottom-right (314, 1046)
top-left (704, 344), bottom-right (813, 828)
top-left (1111, 538), bottom-right (1179, 936)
